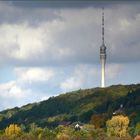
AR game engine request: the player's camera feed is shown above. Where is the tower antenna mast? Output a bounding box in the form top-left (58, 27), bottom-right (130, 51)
top-left (102, 7), bottom-right (104, 45)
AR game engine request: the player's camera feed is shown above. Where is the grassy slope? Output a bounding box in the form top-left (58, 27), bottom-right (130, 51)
top-left (0, 84), bottom-right (140, 129)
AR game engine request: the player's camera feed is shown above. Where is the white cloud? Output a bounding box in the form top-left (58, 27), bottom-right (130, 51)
top-left (15, 67), bottom-right (54, 84)
top-left (60, 65), bottom-right (99, 92)
top-left (0, 81), bottom-right (31, 99)
top-left (60, 63), bottom-right (124, 92)
top-left (106, 64), bottom-right (124, 79)
top-left (0, 67), bottom-right (55, 110)
top-left (60, 77), bottom-right (82, 92)
top-left (0, 80), bottom-right (33, 110)
top-left (0, 23), bottom-right (44, 61)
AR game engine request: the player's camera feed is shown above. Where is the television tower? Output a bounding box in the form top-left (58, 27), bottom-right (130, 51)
top-left (100, 8), bottom-right (106, 88)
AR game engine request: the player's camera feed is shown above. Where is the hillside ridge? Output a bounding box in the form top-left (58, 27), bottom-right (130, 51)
top-left (0, 83), bottom-right (140, 130)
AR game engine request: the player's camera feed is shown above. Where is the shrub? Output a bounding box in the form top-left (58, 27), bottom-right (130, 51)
top-left (135, 123), bottom-right (140, 136)
top-left (56, 133), bottom-right (70, 140)
top-left (38, 128), bottom-right (56, 140)
top-left (128, 127), bottom-right (135, 137)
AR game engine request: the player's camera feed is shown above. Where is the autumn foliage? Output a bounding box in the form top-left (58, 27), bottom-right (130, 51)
top-left (90, 113), bottom-right (107, 129)
top-left (134, 135), bottom-right (140, 140)
top-left (106, 115), bottom-right (129, 137)
top-left (5, 124), bottom-right (21, 137)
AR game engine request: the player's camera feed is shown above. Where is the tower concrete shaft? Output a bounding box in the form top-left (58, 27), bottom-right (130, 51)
top-left (100, 8), bottom-right (106, 88)
top-left (101, 56), bottom-right (105, 87)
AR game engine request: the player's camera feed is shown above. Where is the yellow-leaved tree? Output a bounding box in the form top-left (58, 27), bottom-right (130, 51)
top-left (106, 115), bottom-right (129, 137)
top-left (5, 124), bottom-right (21, 137)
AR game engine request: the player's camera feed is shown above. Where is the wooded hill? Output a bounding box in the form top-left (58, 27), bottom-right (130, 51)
top-left (0, 84), bottom-right (140, 130)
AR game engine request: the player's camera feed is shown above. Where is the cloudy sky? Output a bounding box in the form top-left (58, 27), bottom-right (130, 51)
top-left (0, 1), bottom-right (140, 111)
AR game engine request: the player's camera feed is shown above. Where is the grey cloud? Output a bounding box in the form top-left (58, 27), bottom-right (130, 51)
top-left (39, 4), bottom-right (140, 65)
top-left (0, 2), bottom-right (62, 26)
top-left (105, 5), bottom-right (140, 63)
top-left (0, 2), bottom-right (139, 67)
